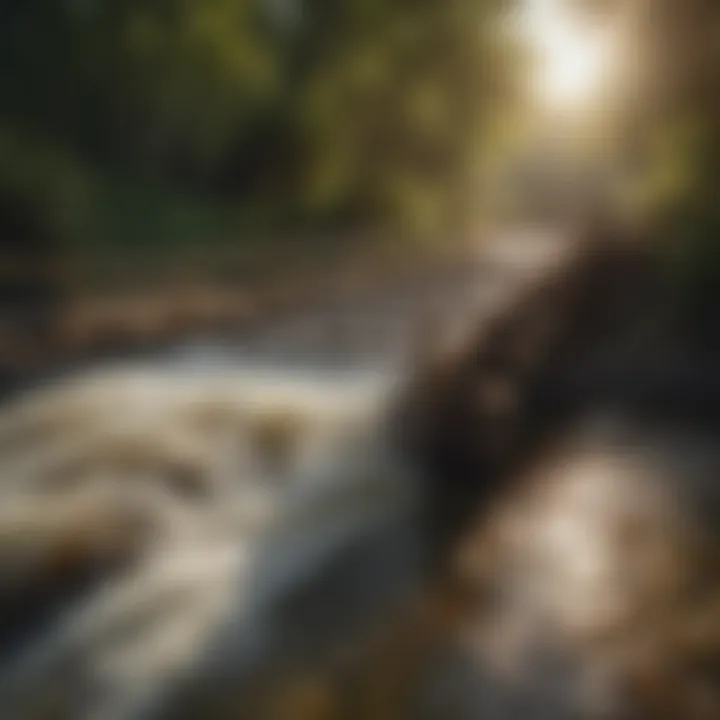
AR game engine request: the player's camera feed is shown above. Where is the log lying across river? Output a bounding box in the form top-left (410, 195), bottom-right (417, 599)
top-left (0, 226), bottom-right (717, 719)
top-left (390, 227), bottom-right (720, 719)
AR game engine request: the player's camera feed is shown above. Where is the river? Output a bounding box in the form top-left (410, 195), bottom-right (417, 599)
top-left (0, 230), bottom-right (714, 719)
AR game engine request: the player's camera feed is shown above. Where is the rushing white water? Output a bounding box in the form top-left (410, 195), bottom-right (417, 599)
top-left (0, 362), bottom-right (421, 720)
top-left (0, 233), bottom-right (610, 719)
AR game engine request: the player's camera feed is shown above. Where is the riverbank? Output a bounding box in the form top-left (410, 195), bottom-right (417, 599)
top-left (0, 233), bottom-right (487, 403)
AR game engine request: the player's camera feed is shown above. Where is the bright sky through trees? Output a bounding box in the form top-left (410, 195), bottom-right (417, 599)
top-left (520, 0), bottom-right (612, 110)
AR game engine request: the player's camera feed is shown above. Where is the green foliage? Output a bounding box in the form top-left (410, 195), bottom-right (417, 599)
top-left (0, 125), bottom-right (92, 244)
top-left (0, 0), bottom-right (520, 264)
top-left (297, 0), bottom-right (519, 234)
top-left (115, 0), bottom-right (281, 170)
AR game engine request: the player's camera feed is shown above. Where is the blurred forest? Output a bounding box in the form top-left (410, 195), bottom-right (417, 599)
top-left (0, 0), bottom-right (518, 279)
top-left (0, 0), bottom-right (719, 332)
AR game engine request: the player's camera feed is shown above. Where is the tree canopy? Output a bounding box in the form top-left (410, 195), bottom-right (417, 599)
top-left (0, 0), bottom-right (518, 259)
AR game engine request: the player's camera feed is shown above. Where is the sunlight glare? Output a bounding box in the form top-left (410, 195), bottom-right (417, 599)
top-left (522, 0), bottom-right (610, 110)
